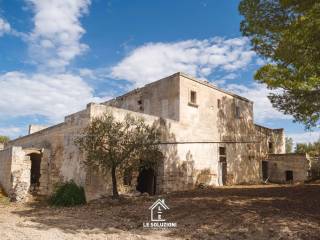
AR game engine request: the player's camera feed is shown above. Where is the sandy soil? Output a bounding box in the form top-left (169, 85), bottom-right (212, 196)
top-left (0, 183), bottom-right (320, 240)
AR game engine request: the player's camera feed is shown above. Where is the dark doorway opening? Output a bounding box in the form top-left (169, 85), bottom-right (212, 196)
top-left (219, 147), bottom-right (227, 185)
top-left (262, 161), bottom-right (269, 181)
top-left (29, 153), bottom-right (41, 193)
top-left (285, 170), bottom-right (293, 182)
top-left (136, 168), bottom-right (156, 195)
top-left (219, 161), bottom-right (227, 185)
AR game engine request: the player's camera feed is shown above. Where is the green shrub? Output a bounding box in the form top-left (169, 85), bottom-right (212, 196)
top-left (0, 187), bottom-right (9, 205)
top-left (49, 181), bottom-right (86, 207)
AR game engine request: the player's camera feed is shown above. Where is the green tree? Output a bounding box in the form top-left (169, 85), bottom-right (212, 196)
top-left (285, 137), bottom-right (293, 153)
top-left (75, 112), bottom-right (163, 198)
top-left (0, 136), bottom-right (10, 144)
top-left (295, 138), bottom-right (320, 156)
top-left (239, 0), bottom-right (320, 128)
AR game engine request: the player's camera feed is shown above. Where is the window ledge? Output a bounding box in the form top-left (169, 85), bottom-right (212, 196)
top-left (188, 102), bottom-right (198, 108)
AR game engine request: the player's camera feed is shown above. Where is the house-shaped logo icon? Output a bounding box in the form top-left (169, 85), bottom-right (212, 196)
top-left (149, 199), bottom-right (169, 222)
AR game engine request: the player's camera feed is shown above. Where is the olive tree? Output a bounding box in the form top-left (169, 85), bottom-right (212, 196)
top-left (75, 112), bottom-right (163, 198)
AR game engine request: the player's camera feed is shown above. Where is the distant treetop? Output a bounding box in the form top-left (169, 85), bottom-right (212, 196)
top-left (0, 136), bottom-right (10, 144)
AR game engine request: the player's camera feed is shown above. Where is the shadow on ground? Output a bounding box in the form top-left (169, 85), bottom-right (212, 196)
top-left (9, 184), bottom-right (320, 239)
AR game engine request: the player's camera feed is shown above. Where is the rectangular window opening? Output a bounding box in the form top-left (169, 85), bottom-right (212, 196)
top-left (219, 147), bottom-right (226, 157)
top-left (235, 106), bottom-right (241, 118)
top-left (268, 142), bottom-right (273, 153)
top-left (190, 91), bottom-right (197, 104)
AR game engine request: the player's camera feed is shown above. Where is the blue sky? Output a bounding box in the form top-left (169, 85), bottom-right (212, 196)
top-left (0, 0), bottom-right (318, 144)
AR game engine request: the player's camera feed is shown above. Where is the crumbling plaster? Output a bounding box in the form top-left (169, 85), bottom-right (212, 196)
top-left (0, 72), bottom-right (287, 201)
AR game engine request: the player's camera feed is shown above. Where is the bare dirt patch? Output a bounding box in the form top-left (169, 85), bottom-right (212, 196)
top-left (0, 184), bottom-right (320, 239)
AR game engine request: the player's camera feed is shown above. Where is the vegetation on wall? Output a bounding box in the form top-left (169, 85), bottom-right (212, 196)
top-left (75, 112), bottom-right (163, 198)
top-left (49, 181), bottom-right (86, 207)
top-left (239, 0), bottom-right (320, 129)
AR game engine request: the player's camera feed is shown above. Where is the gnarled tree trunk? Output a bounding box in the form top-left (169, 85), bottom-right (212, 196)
top-left (111, 166), bottom-right (119, 198)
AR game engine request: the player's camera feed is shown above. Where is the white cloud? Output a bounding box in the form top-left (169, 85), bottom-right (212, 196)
top-left (110, 37), bottom-right (255, 87)
top-left (226, 83), bottom-right (290, 123)
top-left (0, 1), bottom-right (99, 139)
top-left (79, 68), bottom-right (97, 79)
top-left (0, 127), bottom-right (22, 138)
top-left (27, 0), bottom-right (91, 70)
top-left (0, 18), bottom-right (11, 36)
top-left (0, 71), bottom-right (101, 122)
top-left (287, 131), bottom-right (320, 145)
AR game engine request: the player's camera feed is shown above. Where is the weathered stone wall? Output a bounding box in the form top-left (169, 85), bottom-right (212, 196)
top-left (0, 146), bottom-right (34, 201)
top-left (267, 153), bottom-right (309, 183)
top-left (104, 74), bottom-right (180, 121)
top-left (178, 74), bottom-right (261, 185)
top-left (95, 73), bottom-right (287, 190)
top-left (254, 124), bottom-right (285, 155)
top-left (10, 147), bottom-right (32, 201)
top-left (85, 103), bottom-right (164, 199)
top-left (6, 124), bottom-right (64, 196)
top-left (1, 72), bottom-right (290, 201)
top-left (308, 156), bottom-right (320, 179)
top-left (0, 147), bottom-right (13, 194)
top-left (28, 124), bottom-right (48, 134)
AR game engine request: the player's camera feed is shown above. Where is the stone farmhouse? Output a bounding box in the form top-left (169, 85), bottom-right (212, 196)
top-left (0, 72), bottom-right (312, 201)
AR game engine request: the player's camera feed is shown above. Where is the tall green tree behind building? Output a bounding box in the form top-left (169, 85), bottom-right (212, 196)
top-left (285, 137), bottom-right (293, 153)
top-left (239, 0), bottom-right (320, 129)
top-left (295, 139), bottom-right (320, 156)
top-left (0, 136), bottom-right (9, 144)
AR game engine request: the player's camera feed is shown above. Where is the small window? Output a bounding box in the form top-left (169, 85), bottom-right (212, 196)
top-left (219, 147), bottom-right (226, 156)
top-left (190, 91), bottom-right (197, 104)
top-left (137, 99), bottom-right (143, 111)
top-left (219, 146), bottom-right (226, 162)
top-left (217, 99), bottom-right (221, 108)
top-left (268, 142), bottom-right (273, 153)
top-left (235, 106), bottom-right (241, 118)
top-left (285, 170), bottom-right (293, 181)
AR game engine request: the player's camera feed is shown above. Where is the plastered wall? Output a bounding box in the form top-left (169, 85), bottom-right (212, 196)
top-left (0, 72), bottom-right (290, 201)
top-left (267, 154), bottom-right (309, 183)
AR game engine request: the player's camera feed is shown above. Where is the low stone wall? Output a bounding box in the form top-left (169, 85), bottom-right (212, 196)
top-left (10, 147), bottom-right (32, 201)
top-left (0, 146), bottom-right (44, 201)
top-left (267, 153), bottom-right (309, 183)
top-left (309, 157), bottom-right (320, 179)
top-left (0, 147), bottom-right (13, 194)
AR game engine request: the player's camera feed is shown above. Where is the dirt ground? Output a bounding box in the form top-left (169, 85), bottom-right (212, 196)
top-left (1, 183), bottom-right (320, 240)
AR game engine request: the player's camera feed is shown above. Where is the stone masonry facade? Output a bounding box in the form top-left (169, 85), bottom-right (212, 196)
top-left (0, 72), bottom-right (292, 201)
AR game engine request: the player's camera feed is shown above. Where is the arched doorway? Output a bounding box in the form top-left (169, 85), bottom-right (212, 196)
top-left (28, 153), bottom-right (42, 193)
top-left (136, 168), bottom-right (156, 195)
